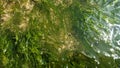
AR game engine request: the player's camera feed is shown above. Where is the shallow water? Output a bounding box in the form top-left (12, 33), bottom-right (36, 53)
top-left (79, 0), bottom-right (120, 65)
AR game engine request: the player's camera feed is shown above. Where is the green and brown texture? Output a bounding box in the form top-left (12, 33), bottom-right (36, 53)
top-left (0, 0), bottom-right (120, 68)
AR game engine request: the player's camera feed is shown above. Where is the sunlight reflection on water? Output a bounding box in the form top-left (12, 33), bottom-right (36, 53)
top-left (99, 23), bottom-right (120, 59)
